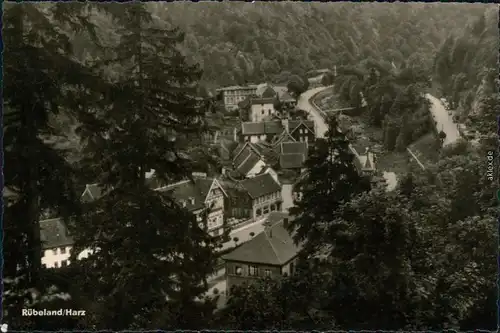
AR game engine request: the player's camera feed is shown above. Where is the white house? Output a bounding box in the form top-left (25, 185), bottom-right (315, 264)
top-left (40, 218), bottom-right (74, 269)
top-left (239, 96), bottom-right (277, 123)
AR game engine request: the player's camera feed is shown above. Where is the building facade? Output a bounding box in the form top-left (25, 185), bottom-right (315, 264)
top-left (289, 120), bottom-right (316, 144)
top-left (240, 173), bottom-right (283, 220)
top-left (40, 218), bottom-right (74, 269)
top-left (217, 85), bottom-right (258, 111)
top-left (157, 176), bottom-right (228, 237)
top-left (222, 214), bottom-right (301, 294)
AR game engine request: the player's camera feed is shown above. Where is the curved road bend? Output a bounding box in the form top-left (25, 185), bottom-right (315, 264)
top-left (424, 93), bottom-right (460, 146)
top-left (299, 86), bottom-right (398, 191)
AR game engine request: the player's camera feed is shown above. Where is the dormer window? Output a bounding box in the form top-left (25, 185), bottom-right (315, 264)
top-left (180, 200), bottom-right (187, 208)
top-left (189, 197), bottom-right (195, 205)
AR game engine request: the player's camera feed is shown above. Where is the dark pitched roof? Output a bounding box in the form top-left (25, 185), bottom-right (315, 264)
top-left (279, 91), bottom-right (295, 102)
top-left (239, 95), bottom-right (276, 109)
top-left (40, 218), bottom-right (74, 250)
top-left (222, 214), bottom-right (300, 265)
top-left (234, 145), bottom-right (254, 167)
top-left (280, 153), bottom-right (305, 169)
top-left (241, 122), bottom-right (265, 135)
top-left (81, 184), bottom-right (106, 203)
top-left (281, 142), bottom-right (308, 155)
top-left (265, 121), bottom-right (284, 134)
top-left (157, 177), bottom-right (225, 211)
top-left (240, 173), bottom-right (281, 199)
top-left (237, 153), bottom-right (262, 176)
top-left (232, 142), bottom-right (247, 160)
top-left (272, 130), bottom-right (297, 146)
top-left (261, 86), bottom-right (278, 98)
top-left (241, 121), bottom-right (284, 136)
top-left (289, 120), bottom-right (315, 134)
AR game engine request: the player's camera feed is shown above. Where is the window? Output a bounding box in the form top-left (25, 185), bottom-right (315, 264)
top-left (54, 262), bottom-right (59, 268)
top-left (305, 136), bottom-right (309, 142)
top-left (261, 110), bottom-right (264, 115)
top-left (235, 266), bottom-right (242, 276)
top-left (249, 265), bottom-right (258, 276)
top-left (264, 269), bottom-right (272, 277)
top-left (61, 260), bottom-right (68, 267)
top-left (52, 248), bottom-right (58, 255)
top-left (256, 208), bottom-right (262, 216)
top-left (263, 206), bottom-right (269, 214)
top-left (60, 247), bottom-right (66, 254)
top-left (271, 204), bottom-right (276, 212)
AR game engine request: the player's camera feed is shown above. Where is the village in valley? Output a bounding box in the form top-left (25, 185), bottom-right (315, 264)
top-left (5, 2), bottom-right (497, 329)
top-left (33, 68), bottom-right (410, 309)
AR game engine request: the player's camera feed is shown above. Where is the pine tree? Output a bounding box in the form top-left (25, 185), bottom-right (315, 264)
top-left (3, 3), bottom-right (111, 329)
top-left (71, 4), bottom-right (218, 329)
top-left (288, 116), bottom-right (370, 255)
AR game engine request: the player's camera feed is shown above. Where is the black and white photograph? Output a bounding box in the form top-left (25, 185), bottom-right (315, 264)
top-left (2, 1), bottom-right (499, 330)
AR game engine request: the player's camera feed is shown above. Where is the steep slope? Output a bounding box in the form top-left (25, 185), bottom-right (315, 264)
top-left (147, 2), bottom-right (488, 87)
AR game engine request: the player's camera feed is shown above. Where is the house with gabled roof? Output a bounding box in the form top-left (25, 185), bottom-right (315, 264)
top-left (156, 175), bottom-right (229, 237)
top-left (80, 183), bottom-right (107, 203)
top-left (288, 119), bottom-right (316, 144)
top-left (276, 141), bottom-right (308, 171)
top-left (239, 96), bottom-right (277, 123)
top-left (239, 173), bottom-right (283, 220)
top-left (40, 218), bottom-right (74, 269)
top-left (228, 142), bottom-right (280, 179)
top-left (241, 120), bottom-right (284, 143)
top-left (222, 212), bottom-right (300, 293)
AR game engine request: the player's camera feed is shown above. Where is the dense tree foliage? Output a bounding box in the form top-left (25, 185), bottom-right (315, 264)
top-left (4, 2), bottom-right (496, 331)
top-left (225, 144), bottom-right (496, 330)
top-left (334, 61), bottom-right (433, 151)
top-left (288, 116), bottom-right (371, 255)
top-left (69, 3), bottom-right (218, 330)
top-left (433, 7), bottom-right (498, 134)
top-left (2, 3), bottom-right (114, 329)
top-left (92, 3), bottom-right (486, 89)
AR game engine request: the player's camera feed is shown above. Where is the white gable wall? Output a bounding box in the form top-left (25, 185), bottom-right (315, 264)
top-left (246, 159), bottom-right (267, 178)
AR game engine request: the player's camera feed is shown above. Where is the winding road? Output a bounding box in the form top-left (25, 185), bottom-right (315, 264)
top-left (425, 93), bottom-right (460, 146)
top-left (297, 86), bottom-right (332, 138)
top-left (298, 86), bottom-right (398, 191)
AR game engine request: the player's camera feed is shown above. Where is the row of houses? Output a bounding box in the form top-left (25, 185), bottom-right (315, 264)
top-left (35, 169), bottom-right (283, 269)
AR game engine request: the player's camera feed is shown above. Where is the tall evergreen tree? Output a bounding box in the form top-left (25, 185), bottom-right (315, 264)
top-left (288, 116), bottom-right (370, 255)
top-left (2, 3), bottom-right (111, 329)
top-left (71, 4), bottom-right (218, 329)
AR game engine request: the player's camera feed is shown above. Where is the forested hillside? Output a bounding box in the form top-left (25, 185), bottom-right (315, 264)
top-left (147, 2), bottom-right (487, 88)
top-left (433, 6), bottom-right (498, 140)
top-left (72, 2), bottom-right (488, 89)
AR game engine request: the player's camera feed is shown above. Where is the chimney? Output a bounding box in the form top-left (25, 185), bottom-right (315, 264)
top-left (281, 118), bottom-right (289, 133)
top-left (283, 218), bottom-right (289, 228)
